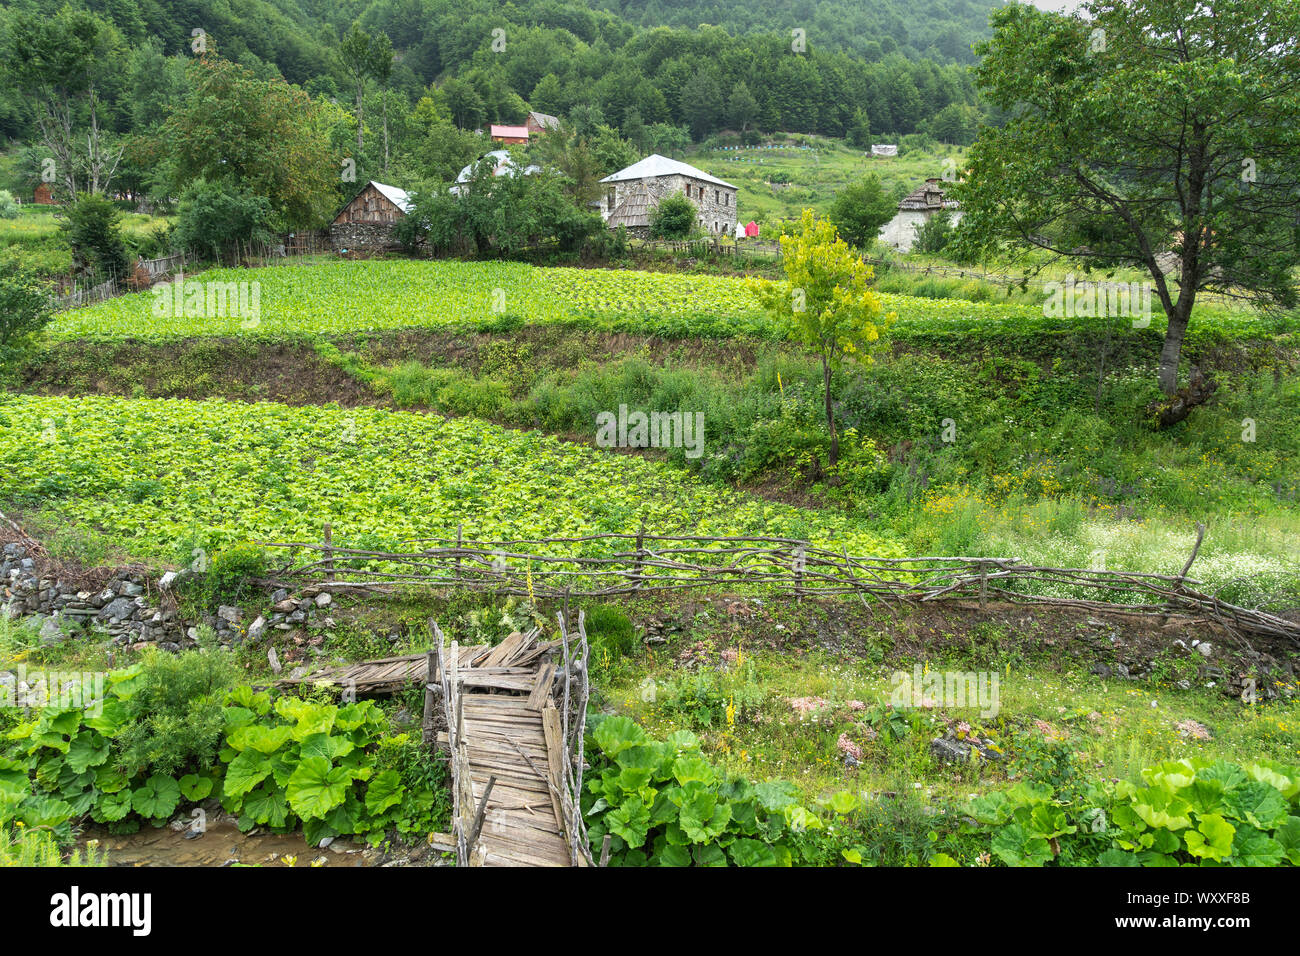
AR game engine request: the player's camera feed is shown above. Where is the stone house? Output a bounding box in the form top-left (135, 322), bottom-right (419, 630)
top-left (878, 178), bottom-right (962, 253)
top-left (599, 155), bottom-right (738, 238)
top-left (330, 181), bottom-right (412, 253)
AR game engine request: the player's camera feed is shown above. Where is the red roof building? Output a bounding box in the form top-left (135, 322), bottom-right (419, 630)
top-left (490, 125), bottom-right (530, 145)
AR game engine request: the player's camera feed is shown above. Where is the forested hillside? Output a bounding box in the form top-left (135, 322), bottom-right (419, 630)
top-left (0, 0), bottom-right (987, 151)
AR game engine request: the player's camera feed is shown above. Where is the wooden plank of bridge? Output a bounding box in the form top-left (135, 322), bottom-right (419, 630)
top-left (442, 627), bottom-right (578, 867)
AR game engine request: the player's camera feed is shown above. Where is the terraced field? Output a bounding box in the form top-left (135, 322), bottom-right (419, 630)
top-left (0, 393), bottom-right (900, 562)
top-left (50, 259), bottom-right (1290, 345)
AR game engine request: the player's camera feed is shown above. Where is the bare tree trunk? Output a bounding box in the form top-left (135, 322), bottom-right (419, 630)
top-left (355, 82), bottom-right (364, 154)
top-left (822, 353), bottom-right (838, 467)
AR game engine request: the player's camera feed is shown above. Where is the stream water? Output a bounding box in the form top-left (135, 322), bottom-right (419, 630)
top-left (80, 819), bottom-right (383, 867)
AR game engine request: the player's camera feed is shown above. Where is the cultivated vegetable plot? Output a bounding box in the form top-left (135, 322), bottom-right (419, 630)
top-left (0, 394), bottom-right (898, 562)
top-left (48, 259), bottom-right (1290, 343)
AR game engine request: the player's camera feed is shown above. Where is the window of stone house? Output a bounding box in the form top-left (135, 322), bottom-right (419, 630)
top-left (607, 188), bottom-right (615, 211)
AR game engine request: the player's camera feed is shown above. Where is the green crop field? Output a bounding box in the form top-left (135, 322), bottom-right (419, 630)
top-left (0, 393), bottom-right (899, 562)
top-left (49, 259), bottom-right (1294, 345)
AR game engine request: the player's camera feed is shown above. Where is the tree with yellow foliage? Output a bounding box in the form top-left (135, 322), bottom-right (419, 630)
top-left (749, 209), bottom-right (894, 467)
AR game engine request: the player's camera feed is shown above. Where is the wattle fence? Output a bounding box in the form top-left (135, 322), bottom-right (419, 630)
top-left (256, 526), bottom-right (1299, 646)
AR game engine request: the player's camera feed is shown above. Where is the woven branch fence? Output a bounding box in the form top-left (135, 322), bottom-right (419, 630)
top-left (256, 526), bottom-right (1299, 647)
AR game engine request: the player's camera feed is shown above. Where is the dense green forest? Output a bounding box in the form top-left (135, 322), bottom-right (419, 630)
top-left (0, 0), bottom-right (989, 175)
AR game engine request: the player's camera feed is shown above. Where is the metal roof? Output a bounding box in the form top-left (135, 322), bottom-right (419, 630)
top-left (369, 181), bottom-right (413, 214)
top-left (600, 154), bottom-right (736, 189)
top-left (490, 125), bottom-right (530, 139)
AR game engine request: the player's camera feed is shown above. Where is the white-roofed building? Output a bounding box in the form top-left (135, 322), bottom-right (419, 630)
top-left (330, 180), bottom-right (414, 253)
top-left (451, 150), bottom-right (542, 196)
top-left (599, 154), bottom-right (738, 237)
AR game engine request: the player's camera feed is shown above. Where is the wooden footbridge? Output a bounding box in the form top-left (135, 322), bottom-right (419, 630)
top-left (281, 615), bottom-right (593, 867)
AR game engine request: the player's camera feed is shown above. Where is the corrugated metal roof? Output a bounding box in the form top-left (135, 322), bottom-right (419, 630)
top-left (491, 125), bottom-right (530, 139)
top-left (370, 181), bottom-right (413, 214)
top-left (601, 154), bottom-right (736, 189)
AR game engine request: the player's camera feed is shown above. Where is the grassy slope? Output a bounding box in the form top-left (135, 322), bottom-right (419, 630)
top-left (680, 137), bottom-right (968, 227)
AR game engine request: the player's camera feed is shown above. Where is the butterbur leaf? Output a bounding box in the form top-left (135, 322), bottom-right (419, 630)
top-left (242, 783), bottom-right (289, 828)
top-left (1184, 814), bottom-right (1234, 862)
top-left (65, 732), bottom-right (110, 774)
top-left (365, 770), bottom-right (402, 816)
top-left (1231, 826), bottom-right (1284, 867)
top-left (694, 844), bottom-right (727, 867)
top-left (93, 790), bottom-right (132, 823)
top-left (84, 697), bottom-right (127, 736)
top-left (229, 724), bottom-right (293, 755)
top-left (299, 732), bottom-right (355, 762)
top-left (1223, 782), bottom-right (1290, 831)
top-left (131, 775), bottom-right (181, 820)
top-left (653, 843), bottom-right (691, 867)
top-left (224, 749), bottom-right (274, 799)
top-left (1272, 817), bottom-right (1300, 865)
top-left (672, 756), bottom-right (715, 787)
top-left (591, 716), bottom-right (647, 760)
top-left (753, 781), bottom-right (798, 813)
top-left (179, 774), bottom-right (214, 802)
top-left (927, 852), bottom-right (958, 867)
top-left (21, 794), bottom-right (74, 828)
top-left (991, 823), bottom-right (1053, 867)
top-left (286, 756), bottom-right (351, 820)
top-left (605, 795), bottom-right (651, 847)
top-left (729, 838), bottom-right (777, 867)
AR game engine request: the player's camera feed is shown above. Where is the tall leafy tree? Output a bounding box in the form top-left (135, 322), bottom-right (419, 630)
top-left (3, 7), bottom-right (125, 198)
top-left (830, 174), bottom-right (897, 249)
top-left (164, 57), bottom-right (341, 229)
top-left (750, 210), bottom-right (891, 466)
top-left (338, 23), bottom-right (377, 155)
top-left (956, 0), bottom-right (1300, 424)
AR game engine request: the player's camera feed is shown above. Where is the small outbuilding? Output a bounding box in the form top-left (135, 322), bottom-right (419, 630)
top-left (877, 178), bottom-right (962, 253)
top-left (490, 124), bottom-right (530, 145)
top-left (330, 181), bottom-right (412, 253)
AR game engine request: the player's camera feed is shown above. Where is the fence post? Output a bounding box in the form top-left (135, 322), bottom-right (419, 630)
top-left (978, 560), bottom-right (988, 608)
top-left (633, 518), bottom-right (646, 592)
top-left (455, 522), bottom-right (463, 582)
top-left (323, 523), bottom-right (334, 583)
top-left (422, 648), bottom-right (437, 746)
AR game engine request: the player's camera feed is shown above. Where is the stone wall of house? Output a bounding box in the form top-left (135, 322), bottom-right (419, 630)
top-left (607, 174), bottom-right (738, 235)
top-left (878, 209), bottom-right (964, 253)
top-left (330, 221), bottom-right (401, 254)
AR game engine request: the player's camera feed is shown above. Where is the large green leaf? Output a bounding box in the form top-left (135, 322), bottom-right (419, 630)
top-left (364, 770), bottom-right (403, 816)
top-left (991, 823), bottom-right (1054, 867)
top-left (1223, 782), bottom-right (1291, 831)
top-left (242, 783), bottom-right (290, 828)
top-left (605, 794), bottom-right (651, 847)
top-left (1231, 826), bottom-right (1284, 867)
top-left (224, 749), bottom-right (274, 799)
top-left (179, 774), bottom-right (214, 802)
top-left (228, 724), bottom-right (294, 755)
top-left (65, 732), bottom-right (110, 774)
top-left (729, 838), bottom-right (777, 867)
top-left (1184, 814), bottom-right (1235, 862)
top-left (93, 789), bottom-right (133, 823)
top-left (591, 716), bottom-right (647, 760)
top-left (131, 774), bottom-right (181, 820)
top-left (299, 732), bottom-right (355, 763)
top-left (286, 756), bottom-right (351, 820)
